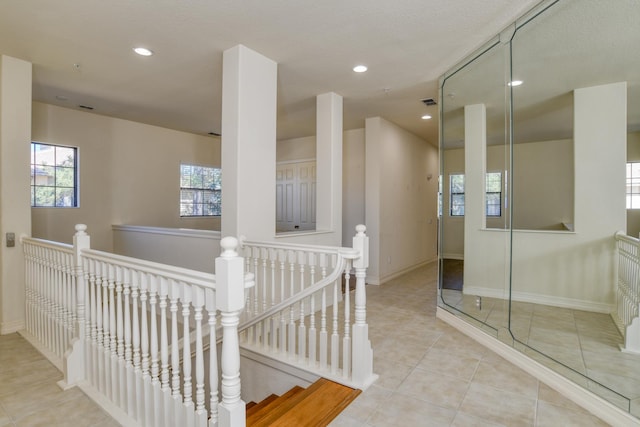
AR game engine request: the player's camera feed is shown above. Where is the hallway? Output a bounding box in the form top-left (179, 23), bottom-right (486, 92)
top-left (330, 262), bottom-right (609, 426)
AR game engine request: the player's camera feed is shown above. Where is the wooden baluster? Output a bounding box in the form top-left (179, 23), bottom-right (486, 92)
top-left (182, 287), bottom-right (193, 408)
top-left (193, 287), bottom-right (206, 426)
top-left (140, 273), bottom-right (150, 378)
top-left (149, 276), bottom-right (160, 386)
top-left (319, 253), bottom-right (328, 369)
top-left (279, 250), bottom-right (286, 354)
top-left (159, 278), bottom-right (170, 391)
top-left (308, 253), bottom-right (317, 366)
top-left (206, 288), bottom-right (219, 427)
top-left (288, 250), bottom-right (296, 357)
top-left (342, 261), bottom-right (352, 378)
top-left (298, 251), bottom-right (306, 362)
top-left (269, 249), bottom-right (277, 350)
top-left (88, 258), bottom-right (98, 387)
top-left (331, 269), bottom-right (339, 375)
top-left (170, 282), bottom-right (181, 399)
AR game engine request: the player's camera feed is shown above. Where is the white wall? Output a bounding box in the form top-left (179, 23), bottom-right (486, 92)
top-left (0, 55), bottom-right (31, 333)
top-left (464, 83), bottom-right (627, 311)
top-left (366, 117), bottom-right (438, 285)
top-left (31, 102), bottom-right (220, 251)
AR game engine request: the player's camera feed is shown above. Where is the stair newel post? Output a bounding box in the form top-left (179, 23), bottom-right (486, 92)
top-left (60, 224), bottom-right (91, 388)
top-left (216, 237), bottom-right (249, 427)
top-left (351, 224), bottom-right (375, 387)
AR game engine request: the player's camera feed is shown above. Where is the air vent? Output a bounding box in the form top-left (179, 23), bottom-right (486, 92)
top-left (78, 105), bottom-right (94, 110)
top-left (421, 98), bottom-right (437, 106)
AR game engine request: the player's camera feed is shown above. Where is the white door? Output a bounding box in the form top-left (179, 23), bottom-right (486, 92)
top-left (276, 161), bottom-right (316, 232)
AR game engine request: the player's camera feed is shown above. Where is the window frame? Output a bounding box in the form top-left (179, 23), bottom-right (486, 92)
top-left (486, 171), bottom-right (502, 217)
top-left (627, 162), bottom-right (640, 209)
top-left (30, 141), bottom-right (79, 208)
top-left (180, 163), bottom-right (222, 217)
top-left (449, 173), bottom-right (465, 217)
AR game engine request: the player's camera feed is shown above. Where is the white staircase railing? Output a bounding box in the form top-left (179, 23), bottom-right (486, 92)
top-left (238, 225), bottom-right (377, 389)
top-left (614, 230), bottom-right (640, 353)
top-left (23, 224), bottom-right (253, 427)
top-left (21, 223), bottom-right (376, 426)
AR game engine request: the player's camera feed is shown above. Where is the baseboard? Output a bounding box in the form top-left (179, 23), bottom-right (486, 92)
top-left (463, 285), bottom-right (614, 313)
top-left (1, 319), bottom-right (25, 335)
top-left (17, 329), bottom-right (63, 371)
top-left (441, 253), bottom-right (464, 260)
top-left (436, 307), bottom-right (640, 427)
top-left (377, 258), bottom-right (436, 285)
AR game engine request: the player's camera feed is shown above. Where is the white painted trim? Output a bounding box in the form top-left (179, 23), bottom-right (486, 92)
top-left (276, 158), bottom-right (316, 165)
top-left (463, 285), bottom-right (614, 314)
top-left (441, 253), bottom-right (464, 260)
top-left (112, 224), bottom-right (221, 240)
top-left (437, 307), bottom-right (640, 427)
top-left (77, 381), bottom-right (139, 427)
top-left (1, 319), bottom-right (25, 335)
top-left (378, 258), bottom-right (436, 284)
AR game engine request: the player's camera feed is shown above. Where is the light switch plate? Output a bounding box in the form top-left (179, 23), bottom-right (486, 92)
top-left (6, 232), bottom-right (15, 248)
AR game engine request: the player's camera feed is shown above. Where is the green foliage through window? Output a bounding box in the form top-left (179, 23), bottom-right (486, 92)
top-left (180, 164), bottom-right (222, 216)
top-left (31, 142), bottom-right (77, 207)
top-left (450, 174), bottom-right (465, 216)
top-left (486, 172), bottom-right (502, 216)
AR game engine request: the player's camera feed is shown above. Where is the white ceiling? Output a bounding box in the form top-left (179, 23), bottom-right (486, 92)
top-left (0, 0), bottom-right (542, 145)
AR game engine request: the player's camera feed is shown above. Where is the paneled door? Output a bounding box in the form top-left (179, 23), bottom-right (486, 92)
top-left (276, 161), bottom-right (316, 232)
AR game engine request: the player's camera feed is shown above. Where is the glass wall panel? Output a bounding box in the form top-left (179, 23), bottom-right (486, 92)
top-left (439, 0), bottom-right (640, 417)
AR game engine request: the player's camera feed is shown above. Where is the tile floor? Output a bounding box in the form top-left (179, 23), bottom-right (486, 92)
top-left (0, 332), bottom-right (119, 427)
top-left (0, 260), bottom-right (625, 426)
top-left (330, 262), bottom-right (612, 426)
top-left (442, 285), bottom-right (640, 417)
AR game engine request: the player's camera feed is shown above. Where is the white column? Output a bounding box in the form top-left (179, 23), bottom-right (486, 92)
top-left (221, 45), bottom-right (277, 241)
top-left (316, 92), bottom-right (343, 239)
top-left (0, 55), bottom-right (32, 334)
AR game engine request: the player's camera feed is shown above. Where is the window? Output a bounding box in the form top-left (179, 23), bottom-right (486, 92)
top-left (450, 174), bottom-right (465, 216)
top-left (180, 164), bottom-right (221, 216)
top-left (437, 175), bottom-right (443, 217)
top-left (627, 163), bottom-right (640, 209)
top-left (31, 142), bottom-right (78, 207)
top-left (486, 172), bottom-right (502, 216)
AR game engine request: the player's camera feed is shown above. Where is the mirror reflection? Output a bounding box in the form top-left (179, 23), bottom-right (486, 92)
top-left (439, 0), bottom-right (640, 416)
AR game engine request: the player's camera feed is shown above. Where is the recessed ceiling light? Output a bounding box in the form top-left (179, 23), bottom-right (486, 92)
top-left (353, 65), bottom-right (368, 73)
top-left (421, 115), bottom-right (432, 120)
top-left (508, 80), bottom-right (523, 87)
top-left (133, 47), bottom-right (154, 56)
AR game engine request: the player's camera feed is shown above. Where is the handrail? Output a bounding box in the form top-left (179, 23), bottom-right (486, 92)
top-left (81, 247), bottom-right (217, 289)
top-left (238, 254), bottom-right (348, 336)
top-left (22, 236), bottom-right (73, 252)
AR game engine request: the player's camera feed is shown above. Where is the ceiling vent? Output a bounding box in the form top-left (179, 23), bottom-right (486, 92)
top-left (421, 98), bottom-right (437, 106)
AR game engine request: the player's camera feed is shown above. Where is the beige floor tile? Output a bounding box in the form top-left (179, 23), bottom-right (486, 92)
top-left (472, 358), bottom-right (539, 399)
top-left (458, 382), bottom-right (536, 426)
top-left (0, 405), bottom-right (11, 427)
top-left (536, 400), bottom-right (610, 427)
top-left (0, 381), bottom-right (85, 421)
top-left (14, 394), bottom-right (113, 427)
top-left (451, 412), bottom-right (506, 427)
top-left (371, 355), bottom-right (413, 390)
top-left (366, 392), bottom-right (456, 427)
top-left (537, 382), bottom-right (590, 414)
top-left (396, 366), bottom-right (470, 409)
top-left (340, 384), bottom-right (392, 422)
top-left (417, 346), bottom-right (480, 382)
top-left (328, 413), bottom-right (368, 427)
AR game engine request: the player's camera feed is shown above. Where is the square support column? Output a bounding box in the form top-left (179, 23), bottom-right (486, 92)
top-left (221, 45), bottom-right (277, 241)
top-left (316, 92), bottom-right (343, 240)
top-left (0, 55), bottom-right (32, 333)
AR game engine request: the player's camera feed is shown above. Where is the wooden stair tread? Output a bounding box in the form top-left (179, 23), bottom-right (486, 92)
top-left (248, 378), bottom-right (361, 427)
top-left (246, 386), bottom-right (305, 424)
top-left (246, 393), bottom-right (278, 417)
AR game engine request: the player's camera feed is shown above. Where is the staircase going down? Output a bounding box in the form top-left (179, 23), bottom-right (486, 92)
top-left (246, 378), bottom-right (361, 426)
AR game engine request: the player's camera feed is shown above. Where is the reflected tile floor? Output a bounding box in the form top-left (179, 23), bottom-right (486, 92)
top-left (443, 286), bottom-right (640, 418)
top-left (0, 333), bottom-right (119, 427)
top-left (330, 263), bottom-right (610, 427)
